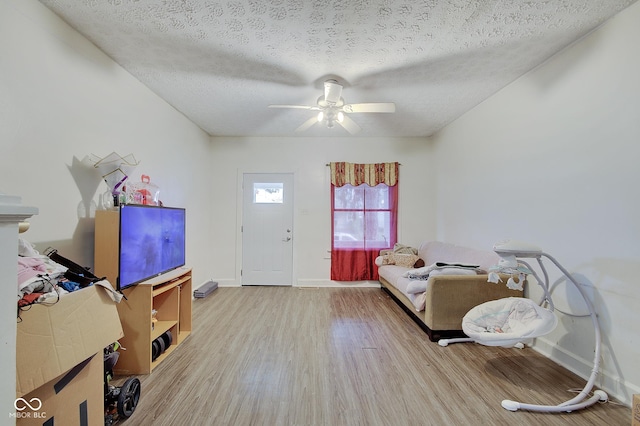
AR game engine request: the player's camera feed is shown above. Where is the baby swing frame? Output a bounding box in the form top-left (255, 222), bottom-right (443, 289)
top-left (439, 241), bottom-right (608, 413)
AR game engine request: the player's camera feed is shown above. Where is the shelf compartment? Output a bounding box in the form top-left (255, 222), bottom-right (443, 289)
top-left (152, 320), bottom-right (178, 341)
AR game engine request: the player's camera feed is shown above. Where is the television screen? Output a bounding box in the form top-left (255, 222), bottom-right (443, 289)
top-left (118, 204), bottom-right (186, 291)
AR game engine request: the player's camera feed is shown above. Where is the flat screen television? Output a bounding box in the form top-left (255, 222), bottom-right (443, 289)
top-left (118, 204), bottom-right (186, 291)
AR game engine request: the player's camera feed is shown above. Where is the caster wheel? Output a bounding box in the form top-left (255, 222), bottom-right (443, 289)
top-left (117, 377), bottom-right (141, 419)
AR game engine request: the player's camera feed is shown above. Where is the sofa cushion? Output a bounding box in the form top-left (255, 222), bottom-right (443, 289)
top-left (378, 264), bottom-right (410, 287)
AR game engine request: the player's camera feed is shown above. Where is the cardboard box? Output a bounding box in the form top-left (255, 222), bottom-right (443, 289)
top-left (633, 394), bottom-right (640, 426)
top-left (16, 284), bottom-right (123, 397)
top-left (14, 353), bottom-right (103, 426)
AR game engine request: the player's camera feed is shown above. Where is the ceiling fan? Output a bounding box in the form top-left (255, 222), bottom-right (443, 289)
top-left (268, 79), bottom-right (395, 134)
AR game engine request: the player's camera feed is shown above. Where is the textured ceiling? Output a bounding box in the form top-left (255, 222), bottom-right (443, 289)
top-left (39, 0), bottom-right (636, 137)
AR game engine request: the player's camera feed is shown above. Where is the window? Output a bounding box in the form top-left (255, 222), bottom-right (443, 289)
top-left (332, 183), bottom-right (394, 249)
top-left (329, 162), bottom-right (399, 281)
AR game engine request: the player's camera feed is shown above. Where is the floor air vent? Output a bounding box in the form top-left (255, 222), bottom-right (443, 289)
top-left (194, 281), bottom-right (218, 298)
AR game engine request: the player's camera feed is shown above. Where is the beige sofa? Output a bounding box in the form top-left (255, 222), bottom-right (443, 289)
top-left (377, 241), bottom-right (523, 342)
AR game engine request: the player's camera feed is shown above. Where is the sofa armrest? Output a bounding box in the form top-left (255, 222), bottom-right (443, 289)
top-left (424, 274), bottom-right (524, 331)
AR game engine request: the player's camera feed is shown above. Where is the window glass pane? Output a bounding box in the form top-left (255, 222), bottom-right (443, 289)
top-left (333, 211), bottom-right (364, 249)
top-left (334, 184), bottom-right (364, 209)
top-left (364, 211), bottom-right (391, 248)
top-left (253, 182), bottom-right (283, 203)
top-left (364, 184), bottom-right (389, 209)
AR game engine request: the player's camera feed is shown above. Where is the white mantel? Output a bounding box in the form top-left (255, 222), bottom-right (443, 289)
top-left (1, 194), bottom-right (37, 424)
top-left (0, 195), bottom-right (38, 221)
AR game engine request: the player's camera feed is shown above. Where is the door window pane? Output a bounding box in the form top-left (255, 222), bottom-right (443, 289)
top-left (253, 182), bottom-right (283, 203)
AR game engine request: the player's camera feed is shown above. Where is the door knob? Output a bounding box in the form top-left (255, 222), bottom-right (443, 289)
top-left (282, 236), bottom-right (291, 242)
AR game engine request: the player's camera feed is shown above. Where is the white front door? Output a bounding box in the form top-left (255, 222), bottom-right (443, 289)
top-left (242, 173), bottom-right (294, 286)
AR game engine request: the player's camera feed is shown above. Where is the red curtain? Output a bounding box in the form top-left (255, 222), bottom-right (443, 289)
top-left (330, 247), bottom-right (382, 281)
top-left (330, 162), bottom-right (399, 281)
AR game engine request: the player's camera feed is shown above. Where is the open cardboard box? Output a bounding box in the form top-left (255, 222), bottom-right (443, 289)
top-left (16, 284), bottom-right (123, 397)
top-left (15, 353), bottom-right (103, 425)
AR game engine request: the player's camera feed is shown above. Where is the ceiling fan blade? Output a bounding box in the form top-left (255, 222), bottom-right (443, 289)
top-left (338, 114), bottom-right (361, 134)
top-left (269, 104), bottom-right (319, 110)
top-left (295, 116), bottom-right (319, 132)
top-left (324, 80), bottom-right (343, 104)
top-left (343, 102), bottom-right (396, 113)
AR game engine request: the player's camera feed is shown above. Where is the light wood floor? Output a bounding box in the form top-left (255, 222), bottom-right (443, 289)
top-left (119, 287), bottom-right (630, 425)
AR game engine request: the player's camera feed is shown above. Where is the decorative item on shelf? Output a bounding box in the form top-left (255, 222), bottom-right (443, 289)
top-left (89, 152), bottom-right (139, 209)
top-left (151, 309), bottom-right (158, 331)
top-left (126, 174), bottom-right (160, 206)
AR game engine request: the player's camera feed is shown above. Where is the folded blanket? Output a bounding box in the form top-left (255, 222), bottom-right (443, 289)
top-left (405, 267), bottom-right (479, 294)
top-left (403, 262), bottom-right (480, 280)
top-left (407, 280), bottom-right (428, 294)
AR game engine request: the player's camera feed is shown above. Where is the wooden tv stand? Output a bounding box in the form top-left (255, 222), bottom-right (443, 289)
top-left (94, 210), bottom-right (192, 375)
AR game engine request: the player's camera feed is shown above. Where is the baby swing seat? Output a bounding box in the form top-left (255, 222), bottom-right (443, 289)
top-left (462, 297), bottom-right (558, 347)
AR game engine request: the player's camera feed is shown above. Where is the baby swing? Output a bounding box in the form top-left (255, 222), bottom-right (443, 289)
top-left (438, 240), bottom-right (608, 413)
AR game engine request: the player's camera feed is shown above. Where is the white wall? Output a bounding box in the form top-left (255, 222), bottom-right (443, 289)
top-left (1, 0), bottom-right (214, 412)
top-left (431, 1), bottom-right (640, 405)
top-left (0, 0), bottom-right (214, 287)
top-left (209, 136), bottom-right (435, 286)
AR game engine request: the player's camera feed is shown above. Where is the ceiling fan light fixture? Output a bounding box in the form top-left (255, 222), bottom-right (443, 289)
top-left (269, 78), bottom-right (395, 134)
top-left (324, 79), bottom-right (342, 104)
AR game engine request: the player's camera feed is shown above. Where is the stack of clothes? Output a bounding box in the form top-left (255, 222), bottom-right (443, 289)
top-left (17, 238), bottom-right (70, 306)
top-left (17, 238), bottom-right (121, 309)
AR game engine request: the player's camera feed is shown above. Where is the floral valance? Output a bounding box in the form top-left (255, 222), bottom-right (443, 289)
top-left (330, 162), bottom-right (399, 187)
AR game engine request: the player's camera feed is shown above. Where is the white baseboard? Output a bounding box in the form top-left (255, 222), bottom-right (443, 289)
top-left (533, 336), bottom-right (639, 407)
top-left (295, 279), bottom-right (381, 288)
top-left (197, 279), bottom-right (381, 288)
top-left (202, 279), bottom-right (239, 287)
